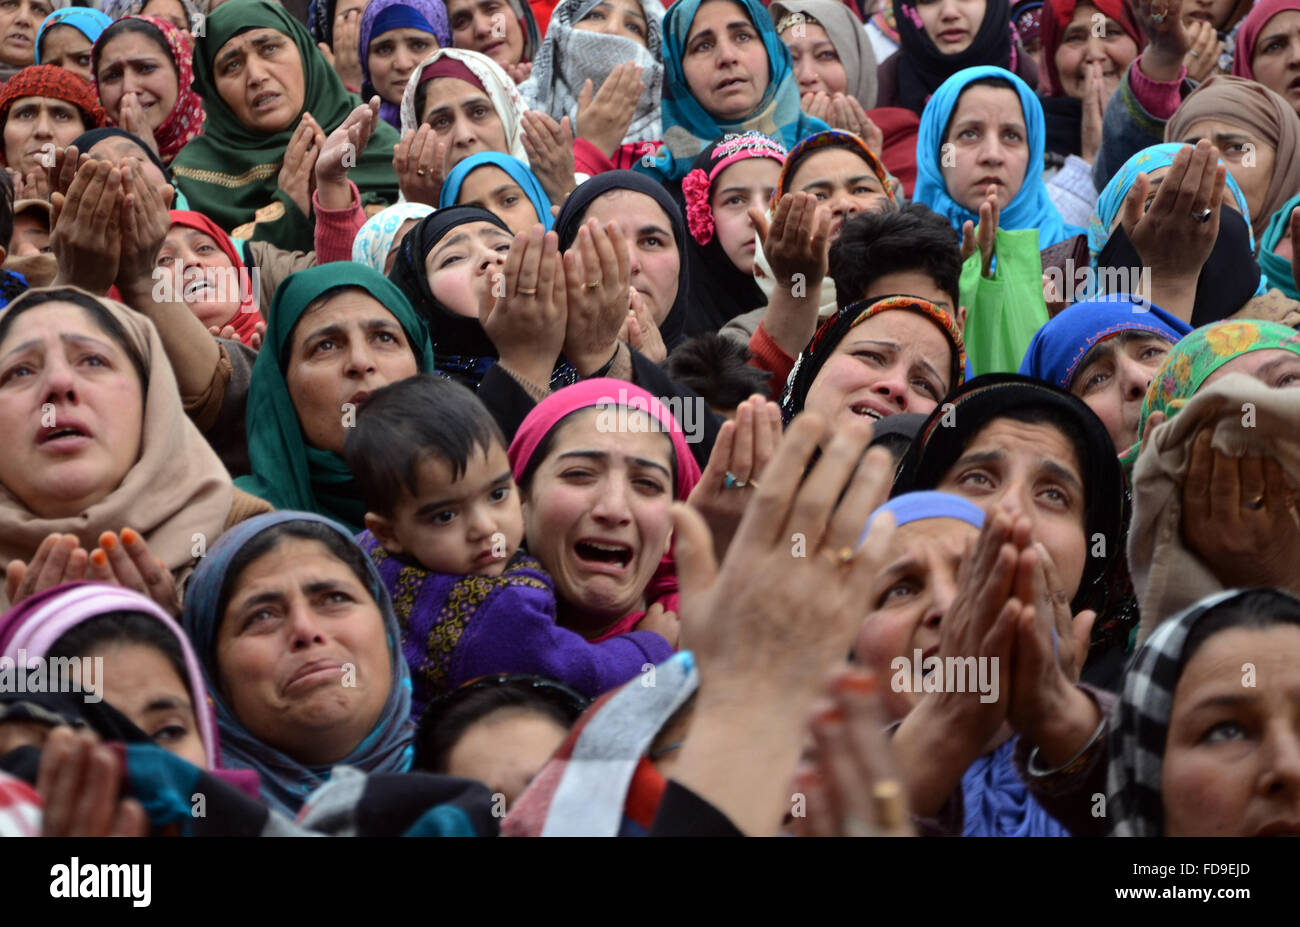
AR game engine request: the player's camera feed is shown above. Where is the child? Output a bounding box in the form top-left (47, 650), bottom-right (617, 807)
top-left (343, 374), bottom-right (673, 719)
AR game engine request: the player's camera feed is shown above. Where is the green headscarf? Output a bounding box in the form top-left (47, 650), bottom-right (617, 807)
top-left (172, 0), bottom-right (400, 250)
top-left (1124, 319), bottom-right (1300, 469)
top-left (1259, 192), bottom-right (1300, 301)
top-left (235, 264), bottom-right (436, 531)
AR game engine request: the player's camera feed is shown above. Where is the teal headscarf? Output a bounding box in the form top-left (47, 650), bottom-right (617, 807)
top-left (439, 152), bottom-right (554, 231)
top-left (638, 0), bottom-right (828, 183)
top-left (913, 66), bottom-right (1082, 250)
top-left (1260, 191), bottom-right (1300, 301)
top-left (235, 264), bottom-right (436, 532)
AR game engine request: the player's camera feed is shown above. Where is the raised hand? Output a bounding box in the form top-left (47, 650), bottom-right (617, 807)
top-left (520, 110), bottom-right (577, 205)
top-left (749, 191), bottom-right (831, 291)
top-left (1120, 138), bottom-right (1223, 281)
top-left (1080, 61), bottom-right (1106, 164)
top-left (316, 97), bottom-right (380, 210)
top-left (51, 158), bottom-right (123, 294)
top-left (118, 93), bottom-right (159, 155)
top-left (393, 124), bottom-right (452, 207)
top-left (1134, 0), bottom-right (1190, 80)
top-left (635, 601), bottom-right (680, 649)
top-left (278, 113), bottom-right (324, 218)
top-left (38, 728), bottom-right (149, 838)
top-left (329, 6), bottom-right (364, 89)
top-left (210, 321), bottom-right (267, 350)
top-left (562, 218), bottom-right (632, 376)
top-left (960, 184), bottom-right (1001, 278)
top-left (5, 533), bottom-right (90, 607)
top-left (117, 160), bottom-right (174, 292)
top-left (481, 224), bottom-right (568, 390)
top-left (506, 61), bottom-right (534, 84)
top-left (621, 288), bottom-right (666, 362)
top-left (1182, 16), bottom-right (1222, 83)
top-left (575, 63), bottom-right (644, 158)
top-left (86, 529), bottom-right (181, 617)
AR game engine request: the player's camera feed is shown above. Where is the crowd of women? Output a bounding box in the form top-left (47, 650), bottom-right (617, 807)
top-left (0, 0), bottom-right (1298, 841)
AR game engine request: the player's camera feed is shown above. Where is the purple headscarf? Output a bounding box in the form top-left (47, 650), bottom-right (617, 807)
top-left (360, 0), bottom-right (452, 127)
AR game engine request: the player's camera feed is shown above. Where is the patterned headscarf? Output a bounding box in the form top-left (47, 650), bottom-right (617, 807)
top-left (36, 7), bottom-right (112, 60)
top-left (351, 201), bottom-right (435, 272)
top-left (0, 66), bottom-right (106, 167)
top-left (769, 128), bottom-right (894, 211)
top-left (399, 47), bottom-right (529, 164)
top-left (359, 0), bottom-right (451, 127)
top-left (681, 130), bottom-right (787, 245)
top-left (92, 15), bottom-right (204, 165)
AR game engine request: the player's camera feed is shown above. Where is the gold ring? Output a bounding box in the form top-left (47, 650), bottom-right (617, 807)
top-left (1246, 495), bottom-right (1265, 510)
top-left (584, 280), bottom-right (602, 290)
top-left (416, 168), bottom-right (427, 177)
top-left (871, 780), bottom-right (906, 830)
top-left (821, 546), bottom-right (855, 568)
top-left (517, 287), bottom-right (537, 296)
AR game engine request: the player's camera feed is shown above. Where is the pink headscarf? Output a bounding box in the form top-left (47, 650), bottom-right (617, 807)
top-left (0, 582), bottom-right (220, 770)
top-left (507, 379), bottom-right (702, 642)
top-left (1233, 0), bottom-right (1300, 79)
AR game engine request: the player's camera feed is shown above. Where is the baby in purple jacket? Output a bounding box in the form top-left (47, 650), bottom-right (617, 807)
top-left (343, 374), bottom-right (672, 720)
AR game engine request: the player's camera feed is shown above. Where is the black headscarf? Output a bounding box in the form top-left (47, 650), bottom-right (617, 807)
top-left (72, 126), bottom-right (174, 184)
top-left (1041, 95), bottom-right (1083, 161)
top-left (554, 170), bottom-right (690, 351)
top-left (892, 374), bottom-right (1134, 655)
top-left (892, 0), bottom-right (1014, 114)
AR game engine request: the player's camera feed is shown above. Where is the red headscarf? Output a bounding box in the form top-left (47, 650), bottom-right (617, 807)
top-left (1233, 0), bottom-right (1300, 80)
top-left (93, 16), bottom-right (205, 165)
top-left (168, 209), bottom-right (264, 345)
top-left (1039, 0), bottom-right (1144, 97)
top-left (0, 66), bottom-right (107, 166)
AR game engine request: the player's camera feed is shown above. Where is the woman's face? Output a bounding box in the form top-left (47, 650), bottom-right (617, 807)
top-left (787, 147), bottom-right (891, 241)
top-left (941, 84), bottom-right (1029, 212)
top-left (1162, 624), bottom-right (1300, 836)
top-left (936, 417), bottom-right (1088, 601)
top-left (447, 0), bottom-right (525, 69)
top-left (0, 302), bottom-right (143, 519)
top-left (85, 641), bottom-right (207, 768)
top-left (156, 225), bottom-right (242, 330)
top-left (86, 135), bottom-right (170, 190)
top-left (573, 0), bottom-right (649, 47)
top-left (1250, 11), bottom-right (1300, 113)
top-left (368, 28), bottom-right (438, 105)
top-left (1184, 0), bottom-right (1241, 30)
top-left (916, 0), bottom-right (986, 55)
top-left (1176, 120), bottom-right (1275, 234)
top-left (424, 219), bottom-right (512, 317)
top-left (96, 31), bottom-right (180, 134)
top-left (421, 76), bottom-right (509, 168)
top-left (9, 209), bottom-right (49, 256)
top-left (0, 0), bottom-right (51, 68)
top-left (445, 707), bottom-right (568, 805)
top-left (681, 0), bottom-right (770, 121)
top-left (1200, 347), bottom-right (1300, 391)
top-left (456, 164), bottom-right (541, 233)
top-left (522, 408), bottom-right (676, 628)
top-left (2, 96), bottom-right (87, 175)
top-left (1069, 333), bottom-right (1173, 452)
top-left (709, 156), bottom-right (779, 274)
top-left (213, 27), bottom-right (307, 134)
top-left (781, 21), bottom-right (847, 96)
top-left (141, 0), bottom-right (192, 34)
top-left (284, 289), bottom-right (420, 455)
top-left (39, 24), bottom-right (95, 82)
top-left (217, 536), bottom-right (393, 767)
top-left (580, 190), bottom-right (680, 325)
top-left (1053, 3), bottom-right (1137, 100)
top-left (801, 310), bottom-right (953, 432)
top-left (855, 517), bottom-right (979, 722)
top-left (384, 217), bottom-right (421, 274)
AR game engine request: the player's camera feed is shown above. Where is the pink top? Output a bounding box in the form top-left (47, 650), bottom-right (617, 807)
top-left (313, 180), bottom-right (367, 264)
top-left (1130, 54), bottom-right (1189, 120)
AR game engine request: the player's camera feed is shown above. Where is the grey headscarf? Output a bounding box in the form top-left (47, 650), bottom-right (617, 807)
top-left (770, 0), bottom-right (878, 109)
top-left (518, 0), bottom-right (666, 146)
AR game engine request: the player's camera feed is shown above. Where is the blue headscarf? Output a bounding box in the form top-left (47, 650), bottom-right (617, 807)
top-left (181, 511), bottom-right (416, 816)
top-left (638, 0), bottom-right (828, 183)
top-left (36, 7), bottom-right (112, 61)
top-left (1019, 295), bottom-right (1192, 391)
top-left (1089, 142), bottom-right (1258, 264)
top-left (913, 66), bottom-right (1082, 250)
top-left (1258, 190), bottom-right (1300, 300)
top-left (439, 152), bottom-right (555, 231)
top-left (861, 490), bottom-right (984, 543)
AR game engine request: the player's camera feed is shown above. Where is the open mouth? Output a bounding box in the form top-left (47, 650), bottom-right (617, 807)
top-left (849, 401), bottom-right (890, 422)
top-left (251, 92), bottom-right (280, 113)
top-left (574, 539), bottom-right (633, 569)
top-left (38, 423), bottom-right (90, 446)
top-left (6, 33), bottom-right (31, 45)
top-left (715, 76), bottom-right (747, 92)
top-left (184, 278), bottom-right (213, 300)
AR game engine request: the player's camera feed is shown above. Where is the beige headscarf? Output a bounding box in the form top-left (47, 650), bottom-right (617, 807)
top-left (1165, 75), bottom-right (1300, 241)
top-left (0, 287), bottom-right (234, 602)
top-left (770, 0), bottom-right (878, 109)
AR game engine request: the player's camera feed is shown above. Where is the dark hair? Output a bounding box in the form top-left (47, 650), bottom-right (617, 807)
top-left (217, 519), bottom-right (378, 622)
top-left (0, 168), bottom-right (12, 253)
top-left (95, 18), bottom-right (177, 83)
top-left (0, 287), bottom-right (150, 388)
top-left (663, 334), bottom-right (771, 413)
top-left (516, 406), bottom-right (678, 496)
top-left (342, 373), bottom-right (507, 516)
top-left (1183, 589), bottom-right (1300, 667)
top-left (46, 610), bottom-right (190, 700)
top-left (942, 76), bottom-right (1019, 143)
top-left (413, 674), bottom-right (588, 772)
top-left (828, 203), bottom-right (962, 311)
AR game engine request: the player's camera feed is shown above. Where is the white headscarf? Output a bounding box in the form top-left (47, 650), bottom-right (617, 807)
top-left (399, 47), bottom-right (530, 164)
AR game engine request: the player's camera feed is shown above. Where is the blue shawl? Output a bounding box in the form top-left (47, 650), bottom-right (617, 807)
top-left (913, 65), bottom-right (1082, 250)
top-left (962, 736), bottom-right (1071, 837)
top-left (440, 151), bottom-right (555, 231)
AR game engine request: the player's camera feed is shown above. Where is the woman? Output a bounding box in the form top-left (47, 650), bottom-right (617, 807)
top-left (780, 294), bottom-right (966, 431)
top-left (638, 0), bottom-right (829, 184)
top-left (35, 7), bottom-right (112, 82)
top-left (439, 150), bottom-right (554, 232)
top-left (518, 0), bottom-right (666, 170)
top-left (445, 0), bottom-right (539, 78)
top-left (893, 373), bottom-right (1133, 681)
top-left (102, 0), bottom-right (202, 34)
top-left (72, 125), bottom-right (190, 209)
top-left (507, 379), bottom-right (701, 642)
top-left (0, 582), bottom-right (218, 769)
top-left (359, 0), bottom-right (450, 129)
top-left (1164, 75), bottom-right (1300, 244)
top-left (1019, 294), bottom-right (1190, 453)
top-left (1260, 190), bottom-right (1300, 299)
top-left (0, 0), bottom-right (53, 83)
top-left (173, 0), bottom-right (401, 251)
top-left (0, 286), bottom-right (269, 611)
top-left (156, 210), bottom-right (264, 345)
top-left (236, 264), bottom-right (435, 531)
top-left (181, 511), bottom-right (417, 815)
top-left (92, 15), bottom-right (204, 165)
top-left (772, 0), bottom-right (877, 110)
top-left (1232, 0), bottom-right (1300, 115)
top-left (351, 201), bottom-right (434, 273)
top-left (680, 130), bottom-right (785, 334)
top-left (0, 65), bottom-right (105, 177)
top-left (879, 0), bottom-right (1037, 114)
